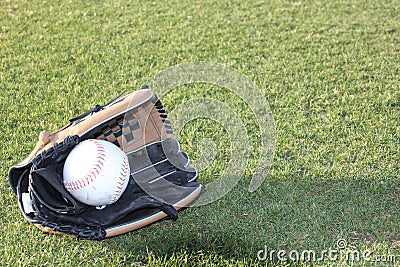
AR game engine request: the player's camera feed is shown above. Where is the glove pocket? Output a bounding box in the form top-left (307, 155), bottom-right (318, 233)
top-left (30, 164), bottom-right (88, 215)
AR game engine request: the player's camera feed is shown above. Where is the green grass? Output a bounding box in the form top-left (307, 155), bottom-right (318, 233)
top-left (1, 0), bottom-right (399, 266)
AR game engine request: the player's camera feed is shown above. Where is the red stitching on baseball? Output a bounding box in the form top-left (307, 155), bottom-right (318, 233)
top-left (64, 140), bottom-right (107, 191)
top-left (64, 140), bottom-right (129, 205)
top-left (111, 155), bottom-right (129, 203)
top-left (94, 163), bottom-right (103, 170)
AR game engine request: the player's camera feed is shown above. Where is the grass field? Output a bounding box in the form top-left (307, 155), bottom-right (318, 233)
top-left (1, 0), bottom-right (399, 266)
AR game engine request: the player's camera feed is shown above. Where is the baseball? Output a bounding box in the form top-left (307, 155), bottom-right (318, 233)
top-left (63, 139), bottom-right (130, 207)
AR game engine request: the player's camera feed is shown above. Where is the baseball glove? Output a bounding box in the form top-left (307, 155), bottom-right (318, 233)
top-left (8, 86), bottom-right (202, 239)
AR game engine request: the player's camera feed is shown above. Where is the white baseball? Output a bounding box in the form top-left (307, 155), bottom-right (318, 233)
top-left (63, 139), bottom-right (130, 207)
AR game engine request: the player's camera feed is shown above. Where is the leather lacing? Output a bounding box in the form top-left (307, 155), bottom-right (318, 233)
top-left (37, 216), bottom-right (106, 239)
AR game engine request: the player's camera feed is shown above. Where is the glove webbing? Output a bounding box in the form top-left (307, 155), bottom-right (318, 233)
top-left (83, 98), bottom-right (173, 148)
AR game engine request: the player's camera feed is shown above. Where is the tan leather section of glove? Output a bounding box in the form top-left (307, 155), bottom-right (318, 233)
top-left (21, 88), bottom-right (173, 166)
